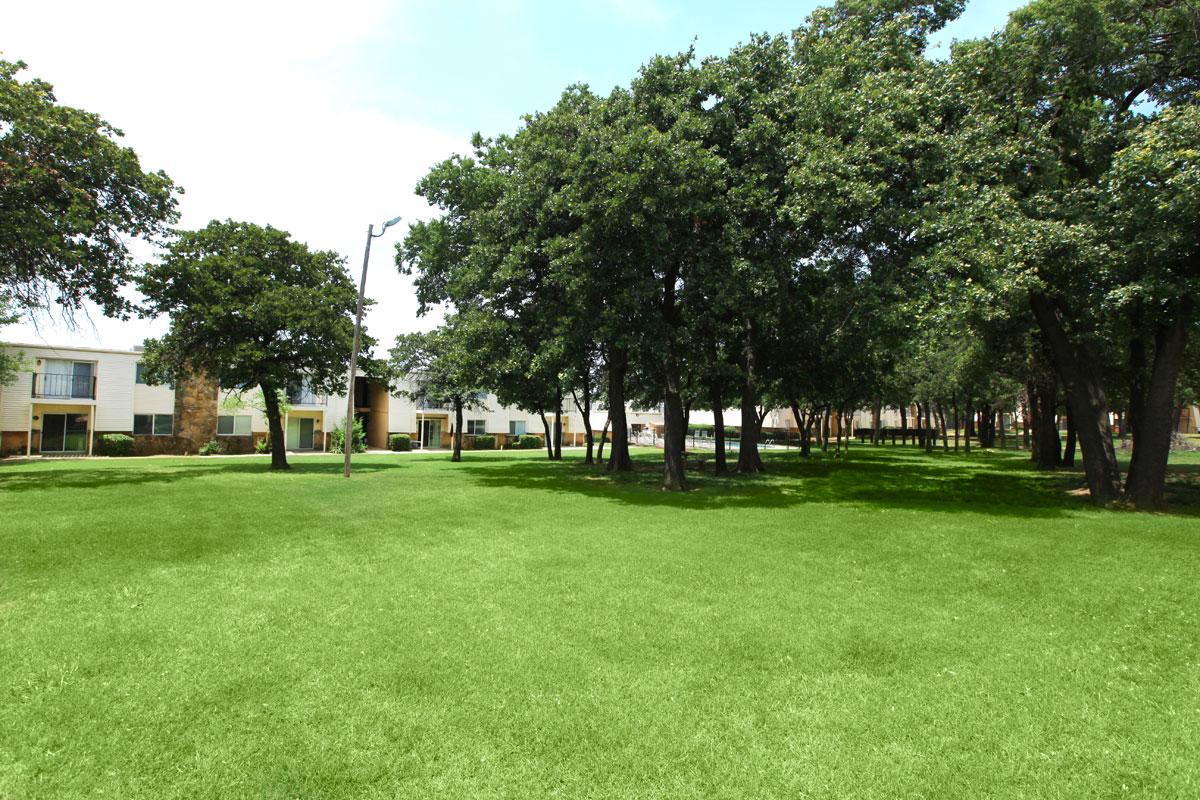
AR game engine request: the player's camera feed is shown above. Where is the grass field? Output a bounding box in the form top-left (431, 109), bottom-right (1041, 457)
top-left (2, 447), bottom-right (1198, 798)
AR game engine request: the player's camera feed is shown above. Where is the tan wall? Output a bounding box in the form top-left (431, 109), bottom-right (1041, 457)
top-left (366, 382), bottom-right (389, 448)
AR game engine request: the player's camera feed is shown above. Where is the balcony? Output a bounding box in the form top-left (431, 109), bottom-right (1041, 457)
top-left (286, 388), bottom-right (326, 406)
top-left (32, 372), bottom-right (97, 400)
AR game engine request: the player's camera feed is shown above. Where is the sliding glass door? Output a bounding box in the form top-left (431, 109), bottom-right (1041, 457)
top-left (41, 413), bottom-right (89, 452)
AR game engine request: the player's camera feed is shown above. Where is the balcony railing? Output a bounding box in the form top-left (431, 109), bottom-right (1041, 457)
top-left (286, 389), bottom-right (326, 406)
top-left (32, 373), bottom-right (96, 400)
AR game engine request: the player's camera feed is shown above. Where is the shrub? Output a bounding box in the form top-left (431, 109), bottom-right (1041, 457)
top-left (254, 437), bottom-right (271, 454)
top-left (472, 434), bottom-right (495, 450)
top-left (198, 440), bottom-right (222, 456)
top-left (513, 434), bottom-right (542, 450)
top-left (389, 433), bottom-right (411, 452)
top-left (95, 433), bottom-right (134, 457)
top-left (331, 418), bottom-right (367, 454)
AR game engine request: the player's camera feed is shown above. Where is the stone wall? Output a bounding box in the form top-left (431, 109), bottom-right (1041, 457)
top-left (172, 372), bottom-right (219, 454)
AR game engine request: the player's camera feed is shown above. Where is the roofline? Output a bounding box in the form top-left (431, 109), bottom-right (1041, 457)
top-left (1, 341), bottom-right (144, 357)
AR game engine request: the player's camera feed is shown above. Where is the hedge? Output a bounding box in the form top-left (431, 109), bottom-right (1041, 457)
top-left (95, 433), bottom-right (134, 457)
top-left (472, 434), bottom-right (495, 450)
top-left (512, 434), bottom-right (542, 449)
top-left (389, 433), bottom-right (411, 452)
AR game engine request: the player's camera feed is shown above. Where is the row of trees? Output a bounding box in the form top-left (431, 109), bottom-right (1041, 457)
top-left (398, 0), bottom-right (1199, 508)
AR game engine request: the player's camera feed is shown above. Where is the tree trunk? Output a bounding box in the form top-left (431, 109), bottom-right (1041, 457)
top-left (821, 405), bottom-right (831, 452)
top-left (737, 329), bottom-right (764, 474)
top-left (1033, 380), bottom-right (1061, 470)
top-left (539, 408), bottom-right (553, 460)
top-left (1021, 394), bottom-right (1031, 450)
top-left (872, 403), bottom-right (882, 445)
top-left (572, 387), bottom-right (594, 465)
top-left (606, 347), bottom-right (632, 472)
top-left (261, 383), bottom-right (289, 470)
top-left (597, 416), bottom-right (610, 463)
top-left (953, 400), bottom-right (960, 453)
top-left (713, 385), bottom-right (728, 475)
top-left (662, 388), bottom-right (688, 491)
top-left (899, 405), bottom-right (908, 445)
top-left (924, 403), bottom-right (935, 453)
top-left (553, 387), bottom-right (563, 461)
top-left (937, 404), bottom-right (949, 451)
top-left (1030, 292), bottom-right (1122, 504)
top-left (1062, 407), bottom-right (1076, 468)
top-left (452, 398), bottom-right (463, 462)
top-left (1126, 302), bottom-right (1193, 509)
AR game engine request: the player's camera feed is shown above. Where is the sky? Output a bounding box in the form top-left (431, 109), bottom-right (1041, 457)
top-left (2, 0), bottom-right (1026, 353)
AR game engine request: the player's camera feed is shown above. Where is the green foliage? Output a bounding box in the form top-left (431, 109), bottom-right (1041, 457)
top-left (0, 299), bottom-right (26, 385)
top-left (95, 433), bottom-right (133, 457)
top-left (511, 434), bottom-right (542, 450)
top-left (198, 440), bottom-right (222, 456)
top-left (254, 437), bottom-right (271, 454)
top-left (390, 315), bottom-right (489, 415)
top-left (471, 434), bottom-right (495, 450)
top-left (389, 433), bottom-right (412, 452)
top-left (0, 59), bottom-right (179, 318)
top-left (330, 418), bottom-right (366, 454)
top-left (138, 220), bottom-right (367, 469)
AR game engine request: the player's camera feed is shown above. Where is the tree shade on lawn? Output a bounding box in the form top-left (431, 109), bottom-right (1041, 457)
top-left (1, 448), bottom-right (1197, 798)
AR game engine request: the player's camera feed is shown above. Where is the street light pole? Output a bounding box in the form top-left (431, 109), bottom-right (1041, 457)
top-left (344, 216), bottom-right (400, 478)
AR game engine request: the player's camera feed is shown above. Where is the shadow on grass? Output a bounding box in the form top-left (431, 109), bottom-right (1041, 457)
top-left (451, 447), bottom-right (1086, 518)
top-left (0, 457), bottom-right (403, 493)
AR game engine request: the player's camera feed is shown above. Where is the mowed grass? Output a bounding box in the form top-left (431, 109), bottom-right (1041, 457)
top-left (1, 447), bottom-right (1197, 799)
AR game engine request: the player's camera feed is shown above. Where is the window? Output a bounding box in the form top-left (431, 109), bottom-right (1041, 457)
top-left (134, 413), bottom-right (173, 436)
top-left (467, 419), bottom-right (487, 435)
top-left (135, 362), bottom-right (146, 384)
top-left (508, 420), bottom-right (526, 436)
top-left (217, 415), bottom-right (252, 436)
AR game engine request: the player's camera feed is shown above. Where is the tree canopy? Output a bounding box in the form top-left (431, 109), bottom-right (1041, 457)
top-left (398, 0), bottom-right (1198, 507)
top-left (0, 59), bottom-right (179, 319)
top-left (138, 220), bottom-right (365, 470)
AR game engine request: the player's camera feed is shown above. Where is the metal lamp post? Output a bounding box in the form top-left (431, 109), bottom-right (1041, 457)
top-left (344, 215), bottom-right (401, 478)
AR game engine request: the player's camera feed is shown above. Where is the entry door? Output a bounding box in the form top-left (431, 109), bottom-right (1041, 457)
top-left (298, 418), bottom-right (315, 450)
top-left (286, 418), bottom-right (316, 450)
top-left (420, 419), bottom-right (441, 448)
top-left (40, 413), bottom-right (88, 452)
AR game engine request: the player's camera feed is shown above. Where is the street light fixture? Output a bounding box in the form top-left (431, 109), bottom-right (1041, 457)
top-left (343, 215), bottom-right (401, 478)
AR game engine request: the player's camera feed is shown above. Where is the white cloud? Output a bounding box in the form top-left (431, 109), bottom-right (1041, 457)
top-left (1, 0), bottom-right (461, 353)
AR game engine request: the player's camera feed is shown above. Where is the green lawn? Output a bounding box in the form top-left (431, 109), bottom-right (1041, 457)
top-left (1, 447), bottom-right (1197, 798)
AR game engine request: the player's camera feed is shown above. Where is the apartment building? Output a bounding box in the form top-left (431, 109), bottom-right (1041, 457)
top-left (0, 342), bottom-right (596, 457)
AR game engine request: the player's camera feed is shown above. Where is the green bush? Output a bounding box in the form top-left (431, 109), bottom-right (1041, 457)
top-left (472, 434), bottom-right (495, 450)
top-left (331, 418), bottom-right (367, 454)
top-left (95, 433), bottom-right (134, 457)
top-left (513, 434), bottom-right (542, 450)
top-left (254, 437), bottom-right (271, 454)
top-left (198, 440), bottom-right (222, 456)
top-left (389, 433), bottom-right (411, 452)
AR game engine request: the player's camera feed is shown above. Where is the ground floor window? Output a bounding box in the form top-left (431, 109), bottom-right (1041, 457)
top-left (134, 413), bottom-right (173, 436)
top-left (217, 415), bottom-right (252, 436)
top-left (509, 420), bottom-right (526, 436)
top-left (467, 419), bottom-right (487, 435)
